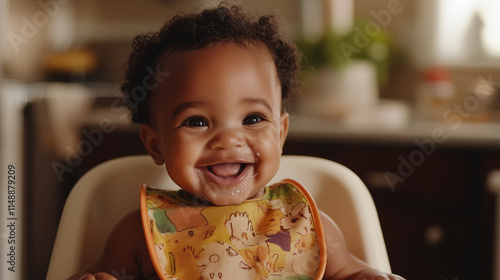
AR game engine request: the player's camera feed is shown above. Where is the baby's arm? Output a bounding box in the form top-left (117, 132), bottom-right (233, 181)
top-left (67, 210), bottom-right (154, 280)
top-left (319, 211), bottom-right (405, 280)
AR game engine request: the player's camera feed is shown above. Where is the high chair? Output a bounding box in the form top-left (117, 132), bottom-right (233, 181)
top-left (46, 155), bottom-right (391, 279)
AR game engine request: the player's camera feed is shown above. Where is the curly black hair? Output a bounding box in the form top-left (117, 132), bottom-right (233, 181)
top-left (120, 4), bottom-right (302, 124)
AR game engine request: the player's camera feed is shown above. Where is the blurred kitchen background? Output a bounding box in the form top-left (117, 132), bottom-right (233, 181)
top-left (1, 0), bottom-right (500, 279)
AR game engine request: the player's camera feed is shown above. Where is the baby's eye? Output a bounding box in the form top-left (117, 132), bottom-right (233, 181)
top-left (243, 114), bottom-right (265, 125)
top-left (183, 117), bottom-right (208, 127)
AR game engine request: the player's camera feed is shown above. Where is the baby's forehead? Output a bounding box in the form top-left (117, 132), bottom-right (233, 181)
top-left (158, 41), bottom-right (274, 69)
top-left (148, 42), bottom-right (282, 115)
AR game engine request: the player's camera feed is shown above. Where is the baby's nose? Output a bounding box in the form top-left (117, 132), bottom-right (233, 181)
top-left (208, 128), bottom-right (245, 150)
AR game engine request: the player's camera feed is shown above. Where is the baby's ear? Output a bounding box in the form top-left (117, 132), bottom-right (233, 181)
top-left (139, 124), bottom-right (165, 165)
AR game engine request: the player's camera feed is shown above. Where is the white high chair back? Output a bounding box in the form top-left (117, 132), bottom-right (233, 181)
top-left (47, 155), bottom-right (391, 279)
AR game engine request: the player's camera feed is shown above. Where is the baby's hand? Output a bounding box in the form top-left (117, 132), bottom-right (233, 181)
top-left (351, 269), bottom-right (405, 280)
top-left (77, 272), bottom-right (118, 280)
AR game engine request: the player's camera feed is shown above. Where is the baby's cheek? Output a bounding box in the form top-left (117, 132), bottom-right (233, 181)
top-left (168, 137), bottom-right (200, 161)
top-left (253, 129), bottom-right (282, 168)
top-left (165, 139), bottom-right (200, 181)
top-left (254, 128), bottom-right (281, 147)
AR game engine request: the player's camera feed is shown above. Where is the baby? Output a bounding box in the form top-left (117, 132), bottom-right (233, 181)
top-left (71, 4), bottom-right (404, 280)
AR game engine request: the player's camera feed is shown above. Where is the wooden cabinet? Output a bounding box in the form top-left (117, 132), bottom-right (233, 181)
top-left (284, 139), bottom-right (496, 280)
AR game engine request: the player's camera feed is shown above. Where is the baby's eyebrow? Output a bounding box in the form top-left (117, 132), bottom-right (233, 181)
top-left (171, 101), bottom-right (204, 119)
top-left (242, 98), bottom-right (273, 112)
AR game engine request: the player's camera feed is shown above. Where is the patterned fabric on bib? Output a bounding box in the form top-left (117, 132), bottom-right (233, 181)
top-left (140, 179), bottom-right (326, 280)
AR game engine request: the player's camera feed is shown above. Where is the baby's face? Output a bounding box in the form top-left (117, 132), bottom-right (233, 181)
top-left (141, 42), bottom-right (288, 206)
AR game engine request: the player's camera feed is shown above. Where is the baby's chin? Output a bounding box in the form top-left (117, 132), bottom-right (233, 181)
top-left (189, 170), bottom-right (267, 206)
top-left (204, 191), bottom-right (253, 206)
top-left (202, 186), bottom-right (265, 206)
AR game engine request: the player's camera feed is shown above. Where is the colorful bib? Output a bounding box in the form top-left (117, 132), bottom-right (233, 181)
top-left (140, 179), bottom-right (326, 280)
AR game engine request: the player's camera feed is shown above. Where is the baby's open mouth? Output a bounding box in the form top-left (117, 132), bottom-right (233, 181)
top-left (207, 163), bottom-right (246, 178)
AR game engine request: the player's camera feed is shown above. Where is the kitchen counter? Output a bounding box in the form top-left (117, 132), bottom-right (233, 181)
top-left (288, 115), bottom-right (500, 148)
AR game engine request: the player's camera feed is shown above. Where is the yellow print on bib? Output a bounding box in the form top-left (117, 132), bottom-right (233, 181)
top-left (141, 180), bottom-right (326, 280)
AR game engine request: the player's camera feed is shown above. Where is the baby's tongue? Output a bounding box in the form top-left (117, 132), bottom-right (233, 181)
top-left (209, 163), bottom-right (241, 177)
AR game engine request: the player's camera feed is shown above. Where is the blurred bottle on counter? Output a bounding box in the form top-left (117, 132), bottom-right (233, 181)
top-left (469, 75), bottom-right (499, 122)
top-left (414, 67), bottom-right (455, 122)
